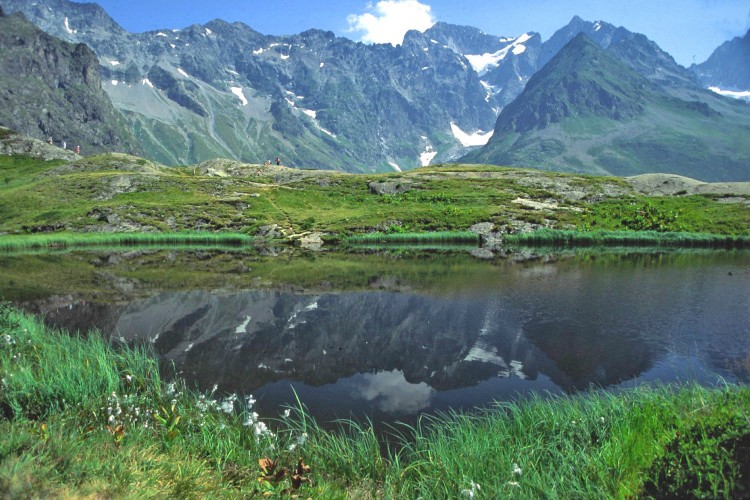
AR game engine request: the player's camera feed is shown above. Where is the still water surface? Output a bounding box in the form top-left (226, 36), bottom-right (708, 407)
top-left (4, 249), bottom-right (749, 425)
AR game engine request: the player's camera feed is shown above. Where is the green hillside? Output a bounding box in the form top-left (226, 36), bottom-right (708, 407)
top-left (464, 35), bottom-right (750, 182)
top-left (1, 128), bottom-right (748, 247)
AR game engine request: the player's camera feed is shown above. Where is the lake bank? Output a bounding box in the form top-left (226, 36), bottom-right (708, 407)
top-left (1, 303), bottom-right (748, 497)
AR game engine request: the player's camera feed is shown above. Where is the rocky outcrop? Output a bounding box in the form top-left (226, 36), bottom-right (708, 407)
top-left (0, 126), bottom-right (79, 161)
top-left (0, 11), bottom-right (141, 156)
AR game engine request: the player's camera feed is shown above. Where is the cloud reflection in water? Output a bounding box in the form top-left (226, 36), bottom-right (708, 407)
top-left (353, 369), bottom-right (434, 414)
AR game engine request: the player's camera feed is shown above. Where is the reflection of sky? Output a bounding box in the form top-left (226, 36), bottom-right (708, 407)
top-left (353, 370), bottom-right (434, 414)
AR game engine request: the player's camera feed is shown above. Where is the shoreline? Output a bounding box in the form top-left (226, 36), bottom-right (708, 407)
top-left (1, 304), bottom-right (748, 497)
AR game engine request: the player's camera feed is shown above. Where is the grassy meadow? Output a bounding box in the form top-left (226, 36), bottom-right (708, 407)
top-left (1, 153), bottom-right (748, 250)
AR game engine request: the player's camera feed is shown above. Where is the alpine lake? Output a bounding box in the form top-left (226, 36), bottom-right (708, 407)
top-left (2, 245), bottom-right (749, 430)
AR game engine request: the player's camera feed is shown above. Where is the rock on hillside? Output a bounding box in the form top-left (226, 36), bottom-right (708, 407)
top-left (0, 126), bottom-right (79, 161)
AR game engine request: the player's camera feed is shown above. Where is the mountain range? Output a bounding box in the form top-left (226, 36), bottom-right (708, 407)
top-left (0, 0), bottom-right (748, 180)
top-left (463, 33), bottom-right (750, 181)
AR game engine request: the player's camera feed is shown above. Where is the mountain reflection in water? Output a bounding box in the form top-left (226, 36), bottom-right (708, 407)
top-left (12, 251), bottom-right (750, 424)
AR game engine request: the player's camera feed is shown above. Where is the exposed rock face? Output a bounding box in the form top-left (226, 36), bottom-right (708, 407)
top-left (692, 29), bottom-right (750, 93)
top-left (0, 11), bottom-right (141, 155)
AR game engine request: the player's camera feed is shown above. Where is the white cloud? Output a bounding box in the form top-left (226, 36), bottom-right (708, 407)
top-left (347, 0), bottom-right (435, 46)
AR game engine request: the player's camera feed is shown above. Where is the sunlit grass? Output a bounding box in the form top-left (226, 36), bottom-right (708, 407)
top-left (345, 231), bottom-right (480, 246)
top-left (506, 228), bottom-right (750, 248)
top-left (0, 231), bottom-right (253, 253)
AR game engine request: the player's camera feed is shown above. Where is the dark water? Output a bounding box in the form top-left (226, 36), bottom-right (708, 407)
top-left (4, 250), bottom-right (749, 425)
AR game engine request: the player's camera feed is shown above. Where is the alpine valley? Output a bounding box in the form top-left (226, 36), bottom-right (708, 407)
top-left (0, 0), bottom-right (749, 180)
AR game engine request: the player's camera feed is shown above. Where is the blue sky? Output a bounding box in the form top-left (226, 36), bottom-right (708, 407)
top-left (89, 0), bottom-right (750, 66)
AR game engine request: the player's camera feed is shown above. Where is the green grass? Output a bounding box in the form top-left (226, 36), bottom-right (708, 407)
top-left (345, 231), bottom-right (480, 246)
top-left (0, 231), bottom-right (253, 252)
top-left (2, 154), bottom-right (749, 246)
top-left (574, 196), bottom-right (750, 235)
top-left (506, 228), bottom-right (750, 249)
top-left (1, 303), bottom-right (749, 497)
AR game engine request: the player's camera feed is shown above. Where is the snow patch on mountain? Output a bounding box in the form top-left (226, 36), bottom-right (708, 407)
top-left (480, 80), bottom-right (497, 102)
top-left (285, 96), bottom-right (330, 134)
top-left (420, 144), bottom-right (437, 166)
top-left (464, 33), bottom-right (532, 75)
top-left (63, 17), bottom-right (76, 34)
top-left (230, 86), bottom-right (248, 106)
top-left (177, 68), bottom-right (190, 78)
top-left (709, 86), bottom-right (750, 101)
top-left (141, 78), bottom-right (154, 88)
top-left (388, 161), bottom-right (402, 172)
top-left (108, 60), bottom-right (120, 66)
top-left (450, 122), bottom-right (493, 147)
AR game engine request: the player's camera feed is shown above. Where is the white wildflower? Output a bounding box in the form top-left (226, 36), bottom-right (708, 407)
top-left (288, 431), bottom-right (308, 452)
top-left (254, 421), bottom-right (269, 437)
top-left (461, 481), bottom-right (481, 498)
top-left (513, 463), bottom-right (522, 476)
top-left (283, 409), bottom-right (291, 419)
top-left (243, 411), bottom-right (259, 427)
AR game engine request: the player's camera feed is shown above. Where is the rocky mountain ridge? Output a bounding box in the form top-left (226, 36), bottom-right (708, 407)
top-left (463, 34), bottom-right (750, 181)
top-left (1, 0), bottom-right (747, 177)
top-left (0, 9), bottom-right (140, 156)
top-left (692, 28), bottom-right (750, 101)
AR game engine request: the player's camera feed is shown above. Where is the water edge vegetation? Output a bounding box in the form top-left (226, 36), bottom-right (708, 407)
top-left (1, 303), bottom-right (748, 498)
top-left (0, 231), bottom-right (253, 252)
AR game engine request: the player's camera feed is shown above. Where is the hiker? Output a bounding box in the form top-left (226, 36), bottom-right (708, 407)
top-left (62, 140), bottom-right (66, 149)
top-left (47, 137), bottom-right (52, 145)
top-left (75, 145), bottom-right (80, 154)
top-left (275, 157), bottom-right (281, 166)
